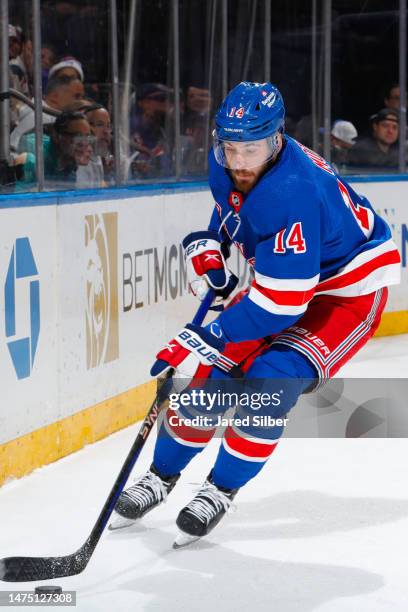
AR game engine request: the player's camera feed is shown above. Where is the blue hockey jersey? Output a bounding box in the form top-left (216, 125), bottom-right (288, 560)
top-left (207, 136), bottom-right (401, 342)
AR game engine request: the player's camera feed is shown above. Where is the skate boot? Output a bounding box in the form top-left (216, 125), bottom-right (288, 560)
top-left (109, 464), bottom-right (180, 530)
top-left (173, 472), bottom-right (238, 548)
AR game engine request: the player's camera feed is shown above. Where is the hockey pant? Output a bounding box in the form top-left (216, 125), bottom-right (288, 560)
top-left (153, 288), bottom-right (388, 489)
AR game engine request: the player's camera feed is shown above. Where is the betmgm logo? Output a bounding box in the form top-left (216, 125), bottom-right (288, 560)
top-left (85, 213), bottom-right (119, 369)
top-left (4, 238), bottom-right (40, 380)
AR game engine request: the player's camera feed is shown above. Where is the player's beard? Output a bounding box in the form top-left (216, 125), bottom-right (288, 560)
top-left (230, 164), bottom-right (268, 194)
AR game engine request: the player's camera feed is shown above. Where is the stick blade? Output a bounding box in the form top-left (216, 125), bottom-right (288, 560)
top-left (0, 549), bottom-right (88, 582)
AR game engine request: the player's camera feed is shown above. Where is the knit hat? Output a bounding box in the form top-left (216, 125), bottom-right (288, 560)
top-left (48, 57), bottom-right (84, 82)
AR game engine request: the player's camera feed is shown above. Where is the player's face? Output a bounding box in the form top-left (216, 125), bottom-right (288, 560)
top-left (224, 139), bottom-right (273, 193)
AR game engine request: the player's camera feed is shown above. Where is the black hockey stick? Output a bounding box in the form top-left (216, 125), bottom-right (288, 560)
top-left (0, 290), bottom-right (215, 582)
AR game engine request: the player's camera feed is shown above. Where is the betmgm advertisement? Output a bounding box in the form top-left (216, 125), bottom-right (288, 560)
top-left (99, 192), bottom-right (408, 441)
top-left (0, 188), bottom-right (407, 449)
top-left (85, 212), bottom-right (119, 370)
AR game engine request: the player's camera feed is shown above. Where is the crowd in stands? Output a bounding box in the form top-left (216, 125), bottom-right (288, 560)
top-left (8, 22), bottom-right (114, 190)
top-left (6, 20), bottom-right (212, 191)
top-left (3, 21), bottom-right (405, 193)
top-left (290, 83), bottom-right (402, 174)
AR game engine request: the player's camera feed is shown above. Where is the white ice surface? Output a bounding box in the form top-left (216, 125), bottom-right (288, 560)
top-left (1, 335), bottom-right (408, 611)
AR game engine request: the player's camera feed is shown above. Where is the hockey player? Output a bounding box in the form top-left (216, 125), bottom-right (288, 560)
top-left (112, 82), bottom-right (401, 546)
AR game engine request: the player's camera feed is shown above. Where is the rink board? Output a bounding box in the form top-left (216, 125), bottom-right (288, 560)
top-left (0, 179), bottom-right (407, 484)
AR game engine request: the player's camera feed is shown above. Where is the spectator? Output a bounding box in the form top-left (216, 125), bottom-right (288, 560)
top-left (84, 104), bottom-right (113, 183)
top-left (384, 84), bottom-right (408, 146)
top-left (16, 111), bottom-right (94, 189)
top-left (184, 86), bottom-right (211, 117)
top-left (8, 25), bottom-right (22, 61)
top-left (129, 83), bottom-right (174, 179)
top-left (45, 75), bottom-right (84, 109)
top-left (48, 56), bottom-right (84, 83)
top-left (11, 75), bottom-right (85, 152)
top-left (41, 43), bottom-right (58, 90)
top-left (41, 44), bottom-right (57, 71)
top-left (84, 104), bottom-right (112, 158)
top-left (181, 85), bottom-right (211, 175)
top-left (9, 25), bottom-right (29, 96)
top-left (349, 109), bottom-right (399, 171)
top-left (384, 83), bottom-right (403, 111)
top-left (330, 120), bottom-right (358, 173)
top-left (9, 66), bottom-right (22, 132)
top-left (72, 102), bottom-right (112, 187)
top-left (49, 111), bottom-right (94, 180)
top-left (181, 112), bottom-right (208, 176)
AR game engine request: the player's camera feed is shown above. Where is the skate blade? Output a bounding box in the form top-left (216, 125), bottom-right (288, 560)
top-left (108, 513), bottom-right (137, 531)
top-left (172, 531), bottom-right (201, 549)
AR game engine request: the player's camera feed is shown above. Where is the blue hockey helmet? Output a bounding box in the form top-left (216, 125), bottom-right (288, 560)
top-left (213, 81), bottom-right (285, 169)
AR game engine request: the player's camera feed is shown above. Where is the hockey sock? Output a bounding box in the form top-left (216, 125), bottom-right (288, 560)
top-left (211, 345), bottom-right (317, 489)
top-left (153, 405), bottom-right (218, 476)
top-left (211, 423), bottom-right (282, 489)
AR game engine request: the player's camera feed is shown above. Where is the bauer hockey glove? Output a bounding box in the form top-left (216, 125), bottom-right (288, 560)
top-left (150, 323), bottom-right (225, 386)
top-left (183, 230), bottom-right (238, 301)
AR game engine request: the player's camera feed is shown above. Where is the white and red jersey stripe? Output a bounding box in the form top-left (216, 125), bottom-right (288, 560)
top-left (314, 238), bottom-right (400, 297)
top-left (249, 272), bottom-right (319, 316)
top-left (248, 239), bottom-right (400, 317)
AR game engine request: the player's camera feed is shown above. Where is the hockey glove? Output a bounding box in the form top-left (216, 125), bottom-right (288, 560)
top-left (183, 231), bottom-right (238, 301)
top-left (150, 323), bottom-right (225, 385)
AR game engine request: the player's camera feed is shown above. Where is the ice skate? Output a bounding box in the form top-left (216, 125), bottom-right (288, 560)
top-left (173, 473), bottom-right (238, 548)
top-left (109, 464), bottom-right (180, 531)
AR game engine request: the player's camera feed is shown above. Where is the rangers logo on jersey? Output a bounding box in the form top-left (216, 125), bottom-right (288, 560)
top-left (229, 190), bottom-right (244, 213)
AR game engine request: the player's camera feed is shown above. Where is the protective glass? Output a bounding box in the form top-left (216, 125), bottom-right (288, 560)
top-left (89, 121), bottom-right (112, 131)
top-left (72, 134), bottom-right (97, 147)
top-left (213, 133), bottom-right (277, 169)
top-left (61, 133), bottom-right (97, 149)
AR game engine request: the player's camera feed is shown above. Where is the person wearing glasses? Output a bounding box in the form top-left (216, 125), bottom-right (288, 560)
top-left (49, 111), bottom-right (94, 187)
top-left (15, 111), bottom-right (94, 190)
top-left (58, 101), bottom-right (112, 187)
